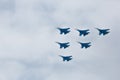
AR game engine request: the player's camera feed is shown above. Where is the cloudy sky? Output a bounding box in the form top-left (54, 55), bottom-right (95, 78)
top-left (0, 0), bottom-right (120, 80)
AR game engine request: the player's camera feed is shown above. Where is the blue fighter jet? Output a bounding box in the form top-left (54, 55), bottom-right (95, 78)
top-left (56, 42), bottom-right (70, 49)
top-left (76, 29), bottom-right (90, 36)
top-left (78, 42), bottom-right (91, 49)
top-left (57, 27), bottom-right (70, 35)
top-left (59, 55), bottom-right (72, 61)
top-left (96, 28), bottom-right (110, 36)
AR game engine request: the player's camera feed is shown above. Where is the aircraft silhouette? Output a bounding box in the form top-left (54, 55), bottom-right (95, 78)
top-left (78, 42), bottom-right (91, 49)
top-left (57, 27), bottom-right (70, 35)
top-left (96, 28), bottom-right (110, 36)
top-left (56, 42), bottom-right (70, 49)
top-left (76, 29), bottom-right (90, 36)
top-left (59, 55), bottom-right (72, 61)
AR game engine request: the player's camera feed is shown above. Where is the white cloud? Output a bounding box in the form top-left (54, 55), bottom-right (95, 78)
top-left (0, 0), bottom-right (120, 80)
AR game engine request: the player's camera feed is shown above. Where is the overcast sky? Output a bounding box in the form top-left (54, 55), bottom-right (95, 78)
top-left (0, 0), bottom-right (120, 80)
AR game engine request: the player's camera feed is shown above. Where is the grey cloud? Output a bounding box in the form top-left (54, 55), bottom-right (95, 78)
top-left (0, 0), bottom-right (120, 80)
top-left (0, 0), bottom-right (15, 12)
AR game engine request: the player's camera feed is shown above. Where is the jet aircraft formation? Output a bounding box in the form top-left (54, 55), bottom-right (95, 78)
top-left (56, 27), bottom-right (110, 62)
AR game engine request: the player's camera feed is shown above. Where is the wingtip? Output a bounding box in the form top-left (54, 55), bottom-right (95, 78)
top-left (107, 29), bottom-right (110, 31)
top-left (67, 27), bottom-right (70, 29)
top-left (69, 56), bottom-right (72, 58)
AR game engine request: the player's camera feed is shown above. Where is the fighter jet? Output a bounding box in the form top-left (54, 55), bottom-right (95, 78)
top-left (96, 28), bottom-right (110, 36)
top-left (56, 42), bottom-right (70, 49)
top-left (76, 29), bottom-right (90, 36)
top-left (57, 27), bottom-right (70, 35)
top-left (59, 55), bottom-right (72, 61)
top-left (78, 42), bottom-right (91, 49)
